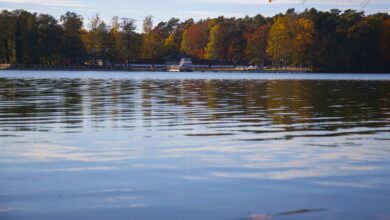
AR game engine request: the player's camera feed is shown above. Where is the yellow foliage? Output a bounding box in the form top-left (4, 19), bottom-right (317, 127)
top-left (292, 18), bottom-right (315, 66)
top-left (164, 34), bottom-right (175, 47)
top-left (267, 16), bottom-right (314, 67)
top-left (204, 24), bottom-right (223, 59)
top-left (267, 16), bottom-right (293, 65)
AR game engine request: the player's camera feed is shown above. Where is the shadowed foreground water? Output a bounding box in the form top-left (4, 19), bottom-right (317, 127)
top-left (0, 71), bottom-right (390, 220)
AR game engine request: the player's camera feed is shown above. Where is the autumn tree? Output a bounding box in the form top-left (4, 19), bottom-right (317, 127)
top-left (85, 14), bottom-right (103, 57)
top-left (141, 16), bottom-right (164, 60)
top-left (141, 31), bottom-right (163, 60)
top-left (181, 21), bottom-right (210, 58)
top-left (155, 18), bottom-right (181, 56)
top-left (109, 16), bottom-right (122, 62)
top-left (267, 16), bottom-right (294, 66)
top-left (226, 20), bottom-right (247, 63)
top-left (291, 18), bottom-right (315, 67)
top-left (163, 34), bottom-right (178, 56)
top-left (204, 24), bottom-right (224, 60)
top-left (246, 24), bottom-right (270, 66)
top-left (173, 18), bottom-right (194, 53)
top-left (267, 15), bottom-right (314, 67)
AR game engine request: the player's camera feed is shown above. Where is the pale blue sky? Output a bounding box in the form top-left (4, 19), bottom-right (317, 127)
top-left (0, 0), bottom-right (389, 31)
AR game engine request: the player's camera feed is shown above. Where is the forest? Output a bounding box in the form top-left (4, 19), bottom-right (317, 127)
top-left (0, 8), bottom-right (389, 72)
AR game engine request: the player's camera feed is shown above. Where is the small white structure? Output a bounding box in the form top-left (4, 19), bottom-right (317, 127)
top-left (236, 65), bottom-right (259, 71)
top-left (167, 58), bottom-right (193, 72)
top-left (0, 64), bottom-right (11, 69)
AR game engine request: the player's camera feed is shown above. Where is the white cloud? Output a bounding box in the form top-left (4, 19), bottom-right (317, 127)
top-left (193, 0), bottom-right (388, 5)
top-left (178, 10), bottom-right (256, 19)
top-left (0, 0), bottom-right (89, 8)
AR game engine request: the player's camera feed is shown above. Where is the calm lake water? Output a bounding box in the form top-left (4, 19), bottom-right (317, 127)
top-left (0, 71), bottom-right (390, 220)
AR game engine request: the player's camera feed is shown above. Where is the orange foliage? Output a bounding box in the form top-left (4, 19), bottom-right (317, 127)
top-left (181, 21), bottom-right (210, 58)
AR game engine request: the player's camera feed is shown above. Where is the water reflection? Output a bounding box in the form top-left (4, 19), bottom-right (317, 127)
top-left (0, 76), bottom-right (390, 220)
top-left (1, 79), bottom-right (388, 132)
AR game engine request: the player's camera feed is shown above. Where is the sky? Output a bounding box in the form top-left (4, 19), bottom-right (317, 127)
top-left (0, 0), bottom-right (389, 30)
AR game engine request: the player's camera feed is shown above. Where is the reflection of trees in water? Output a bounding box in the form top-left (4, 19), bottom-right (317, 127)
top-left (310, 81), bottom-right (389, 120)
top-left (266, 80), bottom-right (314, 126)
top-left (0, 78), bottom-right (389, 133)
top-left (141, 80), bottom-right (153, 130)
top-left (0, 78), bottom-right (86, 132)
top-left (140, 79), bottom-right (389, 130)
top-left (265, 80), bottom-right (390, 130)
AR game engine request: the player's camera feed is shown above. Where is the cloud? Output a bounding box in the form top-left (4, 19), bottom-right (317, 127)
top-left (42, 166), bottom-right (117, 172)
top-left (193, 0), bottom-right (388, 5)
top-left (1, 143), bottom-right (139, 162)
top-left (0, 0), bottom-right (89, 8)
top-left (177, 10), bottom-right (256, 19)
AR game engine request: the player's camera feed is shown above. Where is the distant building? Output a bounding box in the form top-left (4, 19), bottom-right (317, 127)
top-left (0, 64), bottom-right (11, 69)
top-left (165, 53), bottom-right (192, 66)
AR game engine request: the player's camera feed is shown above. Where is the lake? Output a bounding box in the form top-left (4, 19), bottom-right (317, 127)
top-left (0, 71), bottom-right (390, 220)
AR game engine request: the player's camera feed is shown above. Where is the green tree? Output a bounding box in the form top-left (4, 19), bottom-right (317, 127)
top-left (0, 10), bottom-right (16, 63)
top-left (12, 10), bottom-right (39, 64)
top-left (305, 9), bottom-right (349, 72)
top-left (60, 11), bottom-right (86, 63)
top-left (155, 17), bottom-right (180, 39)
top-left (382, 18), bottom-right (390, 72)
top-left (36, 14), bottom-right (63, 64)
top-left (346, 14), bottom-right (388, 72)
top-left (120, 18), bottom-right (139, 63)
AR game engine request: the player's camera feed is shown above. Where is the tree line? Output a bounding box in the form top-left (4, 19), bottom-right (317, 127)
top-left (0, 9), bottom-right (389, 72)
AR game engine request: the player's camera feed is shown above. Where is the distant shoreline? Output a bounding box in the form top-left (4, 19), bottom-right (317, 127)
top-left (1, 68), bottom-right (390, 74)
top-left (0, 64), bottom-right (314, 73)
